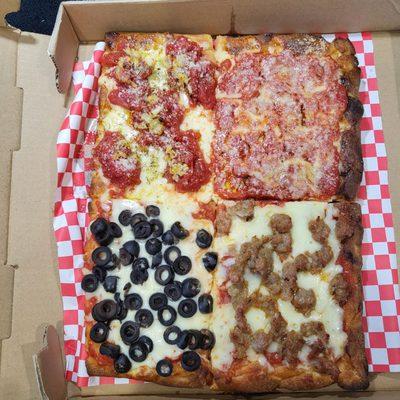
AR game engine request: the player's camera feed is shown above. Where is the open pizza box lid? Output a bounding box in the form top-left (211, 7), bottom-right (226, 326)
top-left (0, 1), bottom-right (399, 399)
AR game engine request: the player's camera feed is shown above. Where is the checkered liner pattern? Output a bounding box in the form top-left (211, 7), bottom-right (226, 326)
top-left (53, 33), bottom-right (400, 387)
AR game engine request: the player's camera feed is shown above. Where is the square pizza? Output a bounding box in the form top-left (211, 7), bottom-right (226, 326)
top-left (81, 32), bottom-right (368, 392)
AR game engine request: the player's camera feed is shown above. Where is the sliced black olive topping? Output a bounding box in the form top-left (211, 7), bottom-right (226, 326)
top-left (124, 293), bottom-right (143, 310)
top-left (149, 292), bottom-right (168, 310)
top-left (130, 213), bottom-right (147, 227)
top-left (158, 305), bottom-right (177, 326)
top-left (164, 246), bottom-right (181, 266)
top-left (92, 299), bottom-right (117, 322)
top-left (163, 326), bottom-right (181, 345)
top-left (198, 293), bottom-right (213, 314)
top-left (123, 240), bottom-right (140, 258)
top-left (118, 210), bottom-right (133, 226)
top-left (103, 275), bottom-right (118, 293)
top-left (202, 252), bottom-right (218, 272)
top-left (100, 342), bottom-right (120, 359)
top-left (114, 353), bottom-right (131, 373)
top-left (94, 226), bottom-right (114, 246)
top-left (90, 322), bottom-right (109, 343)
top-left (120, 321), bottom-right (140, 345)
top-left (91, 246), bottom-right (112, 267)
top-left (176, 330), bottom-right (190, 350)
top-left (135, 309), bottom-right (154, 328)
top-left (164, 281), bottom-right (182, 301)
top-left (181, 278), bottom-right (201, 298)
top-left (90, 218), bottom-right (108, 235)
top-left (151, 252), bottom-right (163, 268)
top-left (145, 238), bottom-right (162, 255)
top-left (81, 274), bottom-right (99, 292)
top-left (92, 266), bottom-right (107, 283)
top-left (188, 330), bottom-right (203, 350)
top-left (145, 205), bottom-right (160, 217)
top-left (181, 351), bottom-right (201, 372)
top-left (171, 221), bottom-right (189, 239)
top-left (172, 256), bottom-right (192, 275)
top-left (155, 265), bottom-right (174, 286)
top-left (129, 341), bottom-right (148, 362)
top-left (138, 335), bottom-right (153, 353)
top-left (103, 254), bottom-right (118, 271)
top-left (123, 282), bottom-right (132, 293)
top-left (200, 329), bottom-right (215, 350)
top-left (195, 229), bottom-right (213, 249)
top-left (156, 359), bottom-right (173, 377)
top-left (178, 299), bottom-right (197, 318)
top-left (161, 230), bottom-right (176, 245)
top-left (115, 301), bottom-right (128, 321)
top-left (130, 266), bottom-right (149, 285)
top-left (109, 222), bottom-right (122, 238)
top-left (149, 219), bottom-right (164, 238)
top-left (132, 257), bottom-right (149, 271)
top-left (133, 221), bottom-right (152, 239)
top-left (114, 292), bottom-right (121, 302)
top-left (119, 248), bottom-right (133, 266)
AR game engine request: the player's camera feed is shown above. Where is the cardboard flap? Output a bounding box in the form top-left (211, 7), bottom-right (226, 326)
top-left (33, 325), bottom-right (67, 400)
top-left (0, 266), bottom-right (14, 341)
top-left (48, 4), bottom-right (79, 93)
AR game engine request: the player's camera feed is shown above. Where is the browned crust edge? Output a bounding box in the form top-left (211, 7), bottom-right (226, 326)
top-left (334, 201), bottom-right (369, 390)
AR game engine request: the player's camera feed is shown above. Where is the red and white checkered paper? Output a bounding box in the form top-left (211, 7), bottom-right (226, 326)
top-left (53, 33), bottom-right (400, 387)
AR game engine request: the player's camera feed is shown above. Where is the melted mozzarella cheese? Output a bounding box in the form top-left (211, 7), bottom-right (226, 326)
top-left (101, 106), bottom-right (139, 141)
top-left (246, 307), bottom-right (271, 333)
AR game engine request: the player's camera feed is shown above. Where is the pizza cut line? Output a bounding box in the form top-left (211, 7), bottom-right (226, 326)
top-left (81, 32), bottom-right (368, 392)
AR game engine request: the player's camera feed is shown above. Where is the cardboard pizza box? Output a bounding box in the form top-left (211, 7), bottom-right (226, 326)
top-left (0, 1), bottom-right (399, 399)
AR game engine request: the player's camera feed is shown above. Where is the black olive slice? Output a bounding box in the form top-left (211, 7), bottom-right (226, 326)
top-left (176, 330), bottom-right (190, 350)
top-left (200, 329), bottom-right (215, 350)
top-left (90, 322), bottom-right (109, 343)
top-left (120, 321), bottom-right (140, 345)
top-left (164, 246), bottom-right (181, 266)
top-left (149, 293), bottom-right (168, 310)
top-left (91, 246), bottom-right (112, 267)
top-left (151, 252), bottom-right (163, 268)
top-left (155, 265), bottom-right (174, 286)
top-left (172, 256), bottom-right (192, 275)
top-left (92, 299), bottom-right (117, 322)
top-left (123, 240), bottom-right (140, 258)
top-left (145, 205), bottom-right (160, 217)
top-left (133, 221), bottom-right (152, 239)
top-left (130, 266), bottom-right (149, 285)
top-left (81, 274), bottom-right (99, 292)
top-left (181, 351), bottom-right (201, 372)
top-left (132, 257), bottom-right (149, 271)
top-left (156, 359), bottom-right (173, 377)
top-left (118, 210), bottom-right (133, 226)
top-left (202, 252), bottom-right (218, 272)
top-left (188, 330), bottom-right (203, 350)
top-left (171, 221), bottom-right (189, 239)
top-left (124, 293), bottom-right (143, 310)
top-left (129, 341), bottom-right (148, 362)
top-left (157, 305), bottom-right (177, 326)
top-left (145, 238), bottom-right (162, 255)
top-left (93, 266), bottom-right (107, 282)
top-left (177, 299), bottom-right (197, 318)
top-left (119, 248), bottom-right (133, 266)
top-left (149, 219), bottom-right (164, 237)
top-left (138, 335), bottom-right (153, 353)
top-left (103, 253), bottom-right (118, 270)
top-left (135, 309), bottom-right (154, 328)
top-left (123, 282), bottom-right (132, 293)
top-left (90, 218), bottom-right (108, 235)
top-left (163, 326), bottom-right (181, 345)
top-left (130, 213), bottom-right (147, 227)
top-left (164, 281), bottom-right (182, 301)
top-left (109, 222), bottom-right (122, 238)
top-left (198, 293), bottom-right (213, 314)
top-left (95, 226), bottom-right (114, 246)
top-left (114, 353), bottom-right (131, 373)
top-left (181, 278), bottom-right (201, 298)
top-left (115, 300), bottom-right (128, 321)
top-left (161, 230), bottom-right (176, 245)
top-left (103, 275), bottom-right (118, 293)
top-left (195, 229), bottom-right (213, 249)
top-left (100, 342), bottom-right (120, 359)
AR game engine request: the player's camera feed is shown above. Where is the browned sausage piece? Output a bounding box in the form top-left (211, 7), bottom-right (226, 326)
top-left (270, 213), bottom-right (292, 233)
top-left (282, 331), bottom-right (304, 364)
top-left (251, 330), bottom-right (271, 353)
top-left (329, 273), bottom-right (349, 306)
top-left (292, 288), bottom-right (316, 316)
top-left (308, 216), bottom-right (331, 244)
top-left (271, 233), bottom-right (292, 255)
top-left (215, 205), bottom-right (232, 236)
top-left (230, 200), bottom-right (255, 221)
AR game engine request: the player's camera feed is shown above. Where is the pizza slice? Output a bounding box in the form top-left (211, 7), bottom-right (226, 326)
top-left (212, 34), bottom-right (363, 201)
top-left (210, 200), bottom-right (368, 392)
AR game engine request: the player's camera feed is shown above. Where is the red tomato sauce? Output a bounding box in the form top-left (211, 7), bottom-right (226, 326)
top-left (192, 201), bottom-right (217, 222)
